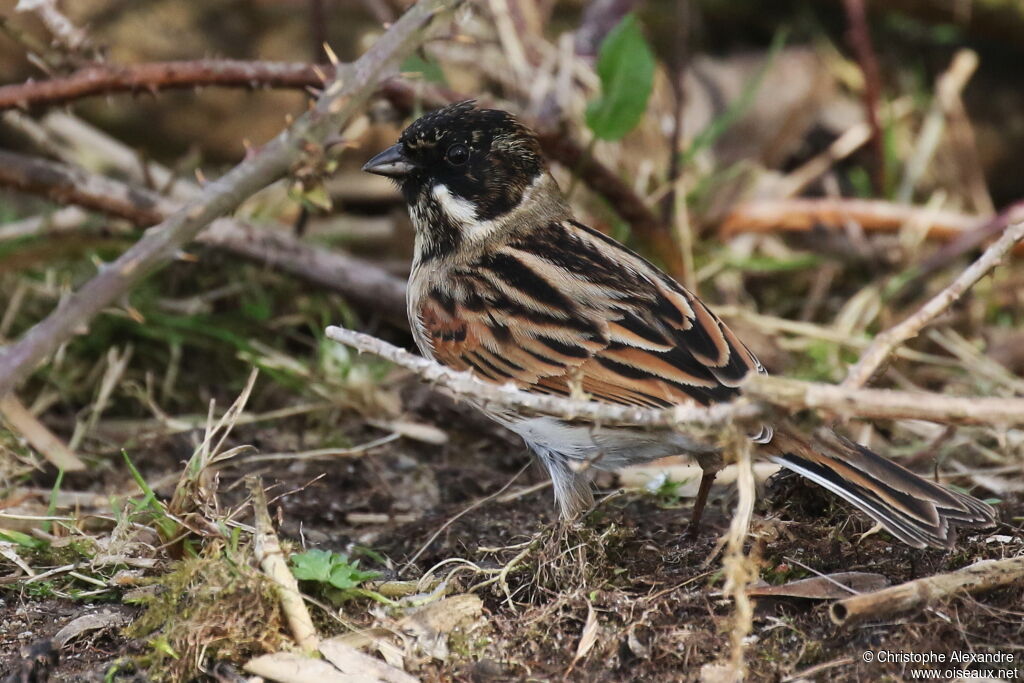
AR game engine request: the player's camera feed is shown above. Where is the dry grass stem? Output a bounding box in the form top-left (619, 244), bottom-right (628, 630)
top-left (896, 49), bottom-right (978, 203)
top-left (0, 394), bottom-right (85, 471)
top-left (721, 440), bottom-right (757, 680)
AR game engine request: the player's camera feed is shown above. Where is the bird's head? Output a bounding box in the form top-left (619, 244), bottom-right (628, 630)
top-left (363, 101), bottom-right (568, 261)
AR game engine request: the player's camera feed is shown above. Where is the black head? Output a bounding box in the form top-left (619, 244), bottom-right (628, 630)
top-left (362, 101), bottom-right (546, 222)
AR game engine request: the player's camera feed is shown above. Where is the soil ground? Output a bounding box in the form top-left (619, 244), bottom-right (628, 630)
top-left (2, 387), bottom-right (1021, 682)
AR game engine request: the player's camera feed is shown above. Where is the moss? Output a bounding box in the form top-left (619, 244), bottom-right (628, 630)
top-left (126, 540), bottom-right (287, 681)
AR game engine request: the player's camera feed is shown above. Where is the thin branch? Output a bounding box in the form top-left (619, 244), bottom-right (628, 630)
top-left (0, 0), bottom-right (462, 399)
top-left (326, 325), bottom-right (1024, 429)
top-left (0, 60), bottom-right (329, 111)
top-left (842, 219), bottom-right (1024, 388)
top-left (0, 149), bottom-right (408, 323)
top-left (898, 199), bottom-right (1024, 298)
top-left (842, 0), bottom-right (886, 195)
top-left (0, 394), bottom-right (86, 471)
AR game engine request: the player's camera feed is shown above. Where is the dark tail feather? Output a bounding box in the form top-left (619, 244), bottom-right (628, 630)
top-left (762, 425), bottom-right (996, 549)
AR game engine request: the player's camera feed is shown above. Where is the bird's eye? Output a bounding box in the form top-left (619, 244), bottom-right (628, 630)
top-left (446, 143), bottom-right (469, 166)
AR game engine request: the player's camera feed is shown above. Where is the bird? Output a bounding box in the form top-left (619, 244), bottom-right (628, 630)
top-left (362, 100), bottom-right (996, 549)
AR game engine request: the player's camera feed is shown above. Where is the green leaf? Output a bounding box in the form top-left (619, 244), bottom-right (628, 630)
top-left (291, 548), bottom-right (379, 590)
top-left (400, 54), bottom-right (447, 85)
top-left (0, 529), bottom-right (47, 550)
top-left (291, 548), bottom-right (334, 583)
top-left (328, 559), bottom-right (378, 590)
top-left (585, 14), bottom-right (655, 141)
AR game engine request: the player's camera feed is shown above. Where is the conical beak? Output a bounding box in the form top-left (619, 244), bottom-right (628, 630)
top-left (361, 144), bottom-right (416, 178)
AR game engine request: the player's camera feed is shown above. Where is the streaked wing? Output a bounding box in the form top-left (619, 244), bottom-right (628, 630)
top-left (412, 219), bottom-right (764, 408)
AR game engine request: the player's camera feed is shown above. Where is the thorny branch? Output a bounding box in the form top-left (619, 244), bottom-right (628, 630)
top-left (16, 0), bottom-right (94, 55)
top-left (843, 219), bottom-right (1024, 388)
top-left (0, 60), bottom-right (329, 110)
top-left (0, 0), bottom-right (463, 398)
top-left (0, 61), bottom-right (676, 277)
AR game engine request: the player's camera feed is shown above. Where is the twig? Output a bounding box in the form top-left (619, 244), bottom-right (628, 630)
top-left (0, 0), bottom-right (458, 398)
top-left (325, 325), bottom-right (761, 430)
top-left (248, 475), bottom-right (320, 653)
top-left (327, 325), bottom-right (1024, 429)
top-left (0, 60), bottom-right (329, 111)
top-left (897, 200), bottom-right (1024, 298)
top-left (0, 149), bottom-right (408, 324)
top-left (842, 0), bottom-right (886, 194)
top-left (0, 206), bottom-right (90, 242)
top-left (830, 556), bottom-right (1024, 627)
top-left (842, 219), bottom-right (1024, 388)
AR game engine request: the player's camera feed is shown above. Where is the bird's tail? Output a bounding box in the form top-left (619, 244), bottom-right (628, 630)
top-left (761, 424), bottom-right (996, 549)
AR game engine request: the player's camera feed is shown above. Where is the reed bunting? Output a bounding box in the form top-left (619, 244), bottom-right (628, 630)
top-left (363, 101), bottom-right (995, 549)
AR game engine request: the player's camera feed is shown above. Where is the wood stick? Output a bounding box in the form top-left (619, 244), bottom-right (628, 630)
top-left (830, 555), bottom-right (1024, 627)
top-left (0, 0), bottom-right (459, 398)
top-left (842, 219), bottom-right (1024, 388)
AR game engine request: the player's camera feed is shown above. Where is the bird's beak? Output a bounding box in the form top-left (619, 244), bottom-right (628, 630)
top-left (361, 144), bottom-right (416, 178)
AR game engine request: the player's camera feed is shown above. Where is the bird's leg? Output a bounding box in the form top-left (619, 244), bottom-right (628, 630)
top-left (687, 453), bottom-right (722, 538)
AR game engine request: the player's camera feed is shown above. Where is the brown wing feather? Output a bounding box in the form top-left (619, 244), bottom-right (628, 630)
top-left (413, 220), bottom-right (762, 408)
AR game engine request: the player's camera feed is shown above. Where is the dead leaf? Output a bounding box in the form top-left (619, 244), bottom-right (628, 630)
top-left (319, 638), bottom-right (419, 683)
top-left (574, 601), bottom-right (599, 662)
top-left (746, 572), bottom-right (889, 600)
